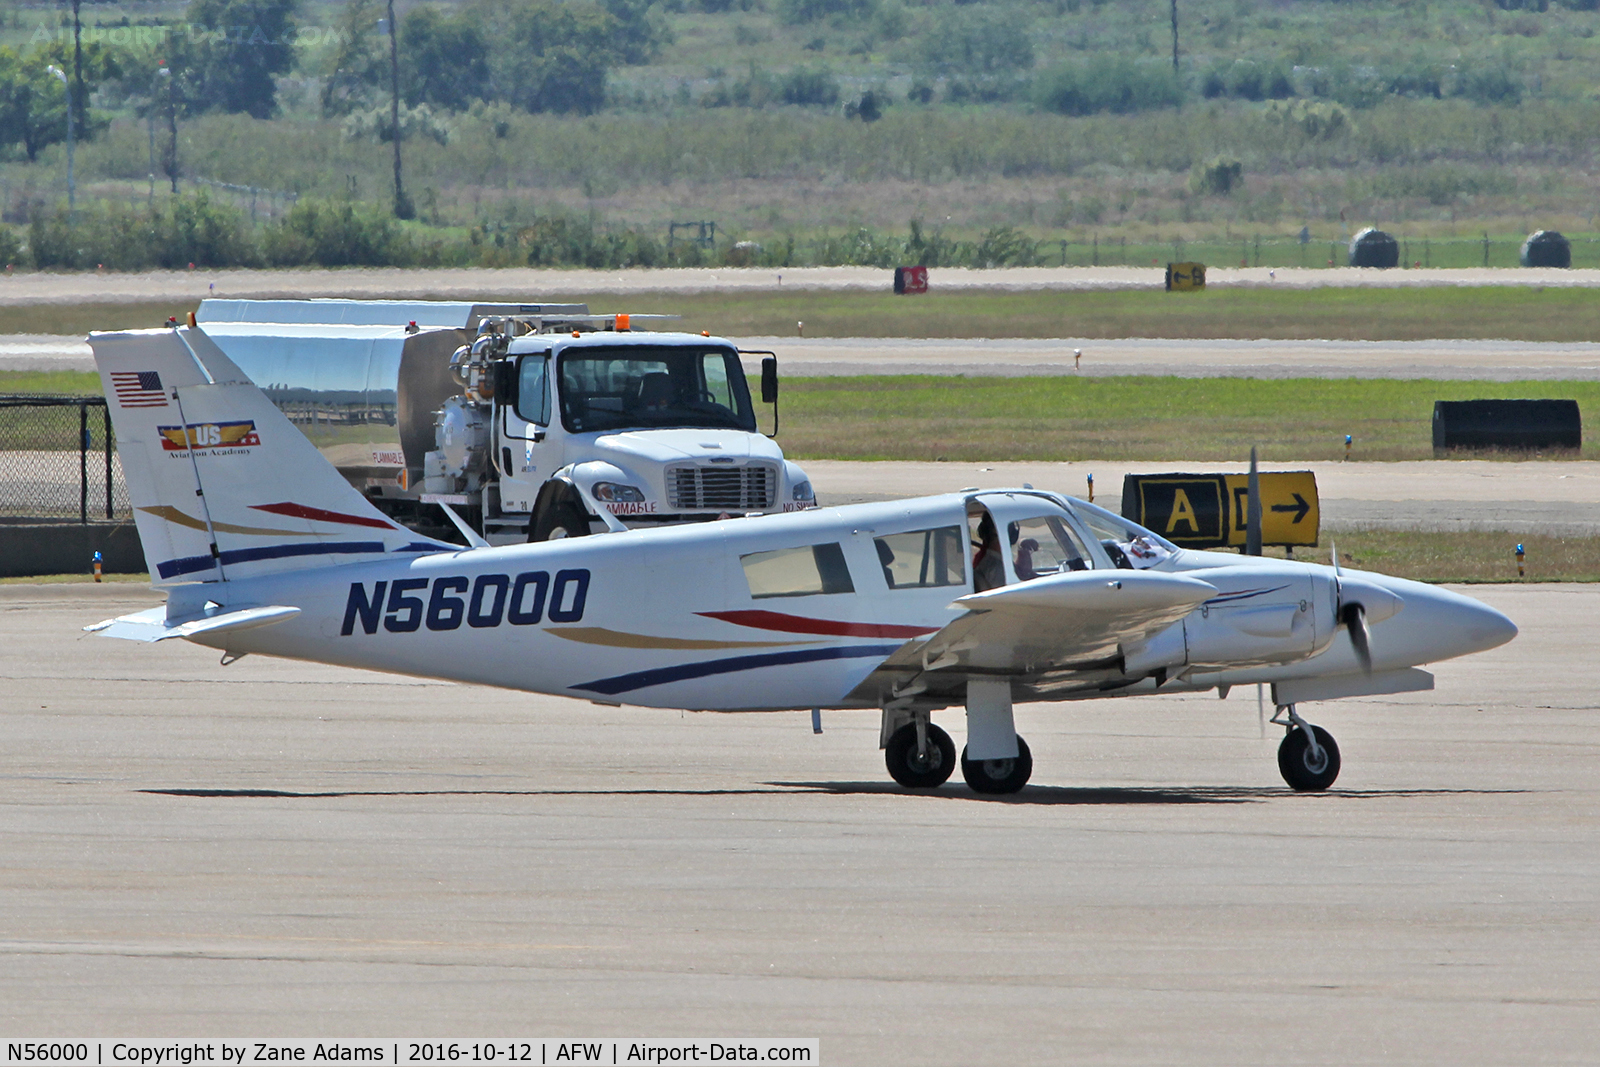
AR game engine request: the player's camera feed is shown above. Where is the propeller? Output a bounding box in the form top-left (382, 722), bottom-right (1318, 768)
top-left (1330, 540), bottom-right (1373, 674)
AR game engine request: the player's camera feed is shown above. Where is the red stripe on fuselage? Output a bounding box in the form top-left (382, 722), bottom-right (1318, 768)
top-left (250, 502), bottom-right (397, 530)
top-left (698, 609), bottom-right (936, 639)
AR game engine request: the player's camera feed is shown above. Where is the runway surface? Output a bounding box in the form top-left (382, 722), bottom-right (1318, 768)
top-left (3, 580), bottom-right (1597, 1062)
top-left (11, 332), bottom-right (1600, 380)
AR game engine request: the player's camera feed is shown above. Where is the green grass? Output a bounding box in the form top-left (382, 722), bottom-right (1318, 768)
top-left (1323, 530), bottom-right (1600, 584)
top-left (675, 286), bottom-right (1600, 343)
top-left (779, 376), bottom-right (1600, 462)
top-left (0, 370), bottom-right (102, 396)
top-left (10, 362), bottom-right (1599, 462)
top-left (11, 285), bottom-right (1600, 344)
top-left (0, 302), bottom-right (199, 338)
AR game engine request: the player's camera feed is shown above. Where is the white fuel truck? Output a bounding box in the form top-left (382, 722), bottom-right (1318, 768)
top-left (195, 299), bottom-right (816, 544)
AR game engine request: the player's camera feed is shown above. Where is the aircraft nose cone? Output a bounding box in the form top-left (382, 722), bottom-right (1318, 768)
top-left (1456, 598), bottom-right (1518, 656)
top-left (1382, 581), bottom-right (1518, 664)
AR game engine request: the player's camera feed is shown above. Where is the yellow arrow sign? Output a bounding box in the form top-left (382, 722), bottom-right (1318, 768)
top-left (1222, 471), bottom-right (1320, 547)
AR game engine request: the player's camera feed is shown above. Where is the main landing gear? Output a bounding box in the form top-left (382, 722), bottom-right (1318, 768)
top-left (884, 719), bottom-right (956, 789)
top-left (961, 736), bottom-right (1032, 794)
top-left (1272, 703), bottom-right (1341, 791)
top-left (881, 687), bottom-right (1034, 795)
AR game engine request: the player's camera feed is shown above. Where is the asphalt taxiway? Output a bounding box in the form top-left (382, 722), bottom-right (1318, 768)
top-left (2, 579), bottom-right (1597, 1063)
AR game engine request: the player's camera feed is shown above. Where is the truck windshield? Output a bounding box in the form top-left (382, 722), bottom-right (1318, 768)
top-left (557, 346), bottom-right (757, 434)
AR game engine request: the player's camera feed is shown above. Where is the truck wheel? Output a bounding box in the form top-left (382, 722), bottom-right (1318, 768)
top-left (530, 498), bottom-right (590, 541)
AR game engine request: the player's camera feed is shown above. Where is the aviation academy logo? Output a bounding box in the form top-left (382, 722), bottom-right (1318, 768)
top-left (159, 420), bottom-right (261, 453)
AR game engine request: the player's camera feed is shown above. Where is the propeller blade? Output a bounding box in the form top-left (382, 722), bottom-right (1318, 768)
top-left (1341, 601), bottom-right (1372, 673)
top-left (1245, 446), bottom-right (1262, 557)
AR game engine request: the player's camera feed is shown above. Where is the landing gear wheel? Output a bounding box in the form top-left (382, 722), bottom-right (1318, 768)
top-left (960, 735), bottom-right (1033, 794)
top-left (884, 723), bottom-right (956, 789)
top-left (530, 498), bottom-right (590, 541)
top-left (1278, 725), bottom-right (1341, 792)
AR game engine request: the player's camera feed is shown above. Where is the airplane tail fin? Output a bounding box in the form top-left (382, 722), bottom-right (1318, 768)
top-left (91, 326), bottom-right (448, 585)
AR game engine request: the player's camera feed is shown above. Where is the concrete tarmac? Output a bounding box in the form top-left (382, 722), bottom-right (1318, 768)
top-left (3, 580), bottom-right (1597, 1062)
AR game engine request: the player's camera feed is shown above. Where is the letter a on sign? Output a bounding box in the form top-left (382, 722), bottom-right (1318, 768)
top-left (1123, 475), bottom-right (1227, 548)
top-left (1167, 489), bottom-right (1198, 533)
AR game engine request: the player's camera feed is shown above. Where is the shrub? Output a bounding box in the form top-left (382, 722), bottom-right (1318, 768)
top-left (777, 0), bottom-right (875, 25)
top-left (1035, 56), bottom-right (1181, 115)
top-left (0, 224), bottom-right (22, 267)
top-left (917, 6), bottom-right (1034, 77)
top-left (1190, 157), bottom-right (1243, 197)
top-left (1266, 99), bottom-right (1350, 140)
top-left (970, 226), bottom-right (1038, 267)
top-left (779, 68), bottom-right (840, 107)
top-left (27, 193), bottom-right (256, 270)
top-left (261, 200), bottom-right (405, 266)
top-left (1456, 64), bottom-right (1524, 105)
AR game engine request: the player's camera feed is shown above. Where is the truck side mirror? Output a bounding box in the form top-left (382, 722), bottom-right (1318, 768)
top-left (760, 357), bottom-right (778, 404)
top-left (494, 359), bottom-right (519, 408)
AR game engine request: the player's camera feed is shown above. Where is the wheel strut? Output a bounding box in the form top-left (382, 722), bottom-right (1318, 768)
top-left (1270, 703), bottom-right (1325, 765)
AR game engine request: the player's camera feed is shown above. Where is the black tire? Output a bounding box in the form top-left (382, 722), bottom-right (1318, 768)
top-left (960, 735), bottom-right (1033, 794)
top-left (884, 722), bottom-right (956, 789)
top-left (530, 497), bottom-right (590, 541)
top-left (1278, 725), bottom-right (1341, 792)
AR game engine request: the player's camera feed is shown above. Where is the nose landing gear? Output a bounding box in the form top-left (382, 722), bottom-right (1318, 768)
top-left (1272, 703), bottom-right (1341, 791)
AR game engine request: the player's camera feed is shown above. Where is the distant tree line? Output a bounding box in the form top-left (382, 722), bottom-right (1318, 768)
top-left (0, 0), bottom-right (669, 166)
top-left (0, 195), bottom-right (1046, 272)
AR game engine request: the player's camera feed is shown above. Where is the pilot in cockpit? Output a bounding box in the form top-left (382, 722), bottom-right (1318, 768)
top-left (971, 513), bottom-right (1006, 592)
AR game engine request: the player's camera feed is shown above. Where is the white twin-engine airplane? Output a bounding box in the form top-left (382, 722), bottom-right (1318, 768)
top-left (87, 326), bottom-right (1517, 794)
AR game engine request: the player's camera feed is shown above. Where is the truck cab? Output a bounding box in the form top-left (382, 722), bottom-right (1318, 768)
top-left (445, 328), bottom-right (814, 540)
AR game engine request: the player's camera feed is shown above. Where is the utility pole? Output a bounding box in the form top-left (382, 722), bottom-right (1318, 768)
top-left (47, 65), bottom-right (73, 216)
top-left (386, 0), bottom-right (413, 219)
top-left (158, 63), bottom-right (177, 193)
top-left (71, 0), bottom-right (83, 136)
top-left (1170, 0), bottom-right (1180, 74)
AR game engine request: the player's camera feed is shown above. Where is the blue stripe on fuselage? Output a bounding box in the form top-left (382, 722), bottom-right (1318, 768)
top-left (155, 540), bottom-right (388, 579)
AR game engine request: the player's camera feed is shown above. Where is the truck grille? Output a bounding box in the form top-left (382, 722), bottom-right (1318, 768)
top-left (667, 463), bottom-right (777, 511)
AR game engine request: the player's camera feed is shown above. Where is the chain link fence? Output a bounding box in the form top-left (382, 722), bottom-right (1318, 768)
top-left (1049, 232), bottom-right (1600, 270)
top-left (0, 397), bottom-right (129, 522)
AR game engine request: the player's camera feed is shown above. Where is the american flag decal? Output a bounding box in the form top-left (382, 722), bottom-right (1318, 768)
top-left (110, 371), bottom-right (168, 408)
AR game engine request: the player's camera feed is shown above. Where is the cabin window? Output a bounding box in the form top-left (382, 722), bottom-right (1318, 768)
top-left (874, 526), bottom-right (965, 589)
top-left (740, 543), bottom-right (855, 599)
top-left (516, 355), bottom-right (551, 425)
top-left (1008, 515), bottom-right (1092, 580)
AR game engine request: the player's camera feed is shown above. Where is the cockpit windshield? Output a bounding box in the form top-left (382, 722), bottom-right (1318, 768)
top-left (1066, 497), bottom-right (1180, 570)
top-left (557, 346), bottom-right (756, 434)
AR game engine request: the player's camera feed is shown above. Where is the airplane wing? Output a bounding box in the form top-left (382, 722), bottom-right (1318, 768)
top-left (847, 570), bottom-right (1215, 706)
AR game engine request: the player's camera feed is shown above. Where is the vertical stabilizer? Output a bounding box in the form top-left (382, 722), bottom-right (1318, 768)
top-left (92, 326), bottom-right (450, 585)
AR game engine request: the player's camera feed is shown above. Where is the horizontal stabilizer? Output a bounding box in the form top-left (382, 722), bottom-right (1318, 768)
top-left (86, 604), bottom-right (301, 643)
